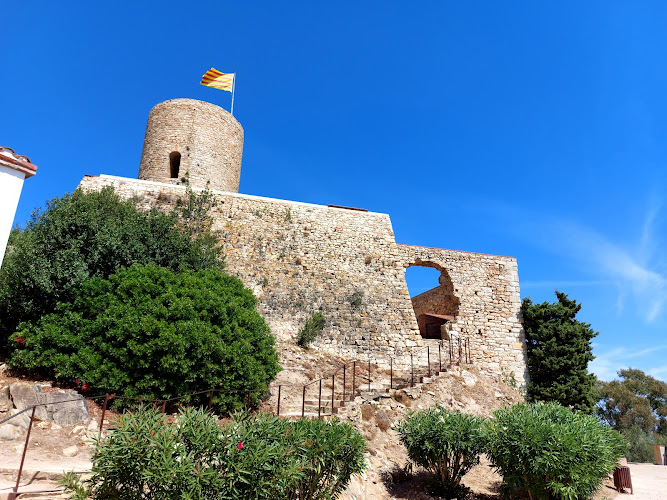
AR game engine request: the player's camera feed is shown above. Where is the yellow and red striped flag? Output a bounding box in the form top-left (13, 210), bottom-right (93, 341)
top-left (200, 68), bottom-right (234, 92)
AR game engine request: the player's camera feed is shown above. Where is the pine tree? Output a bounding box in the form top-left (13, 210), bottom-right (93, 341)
top-left (521, 291), bottom-right (597, 412)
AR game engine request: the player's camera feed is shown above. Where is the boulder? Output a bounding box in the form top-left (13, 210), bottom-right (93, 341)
top-left (7, 408), bottom-right (31, 429)
top-left (0, 423), bottom-right (24, 440)
top-left (461, 370), bottom-right (477, 386)
top-left (0, 385), bottom-right (10, 412)
top-left (38, 392), bottom-right (90, 425)
top-left (62, 445), bottom-right (79, 457)
top-left (9, 382), bottom-right (39, 413)
top-left (9, 382), bottom-right (90, 425)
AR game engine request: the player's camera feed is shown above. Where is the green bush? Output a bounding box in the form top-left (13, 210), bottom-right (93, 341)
top-left (63, 407), bottom-right (366, 500)
top-left (10, 265), bottom-right (280, 412)
top-left (396, 406), bottom-right (486, 498)
top-left (485, 402), bottom-right (627, 500)
top-left (297, 312), bottom-right (326, 348)
top-left (0, 187), bottom-right (221, 355)
top-left (287, 416), bottom-right (368, 499)
top-left (621, 426), bottom-right (658, 463)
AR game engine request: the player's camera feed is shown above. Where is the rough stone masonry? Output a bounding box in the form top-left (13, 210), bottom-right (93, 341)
top-left (78, 98), bottom-right (528, 385)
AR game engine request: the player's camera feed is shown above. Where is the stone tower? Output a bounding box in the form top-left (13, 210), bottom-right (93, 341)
top-left (138, 99), bottom-right (244, 192)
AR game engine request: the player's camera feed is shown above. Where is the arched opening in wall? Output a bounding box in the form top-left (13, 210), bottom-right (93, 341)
top-left (405, 261), bottom-right (460, 339)
top-left (169, 151), bottom-right (181, 179)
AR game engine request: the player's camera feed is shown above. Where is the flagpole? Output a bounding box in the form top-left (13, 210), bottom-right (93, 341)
top-left (230, 73), bottom-right (236, 116)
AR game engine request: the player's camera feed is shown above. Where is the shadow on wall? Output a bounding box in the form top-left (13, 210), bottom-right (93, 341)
top-left (405, 260), bottom-right (460, 340)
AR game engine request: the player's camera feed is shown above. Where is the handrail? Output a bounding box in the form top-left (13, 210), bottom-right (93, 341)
top-left (282, 335), bottom-right (474, 418)
top-left (298, 358), bottom-right (370, 418)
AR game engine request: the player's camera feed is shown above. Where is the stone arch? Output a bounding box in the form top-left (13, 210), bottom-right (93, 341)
top-left (406, 259), bottom-right (460, 339)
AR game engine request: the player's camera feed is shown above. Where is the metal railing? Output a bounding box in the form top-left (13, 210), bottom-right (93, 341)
top-left (275, 336), bottom-right (473, 417)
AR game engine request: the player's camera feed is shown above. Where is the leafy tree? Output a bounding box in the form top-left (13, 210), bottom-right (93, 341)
top-left (0, 187), bottom-right (221, 354)
top-left (10, 265), bottom-right (280, 411)
top-left (521, 291), bottom-right (597, 412)
top-left (617, 425), bottom-right (659, 463)
top-left (63, 407), bottom-right (367, 500)
top-left (485, 402), bottom-right (627, 500)
top-left (396, 406), bottom-right (486, 498)
top-left (597, 368), bottom-right (667, 462)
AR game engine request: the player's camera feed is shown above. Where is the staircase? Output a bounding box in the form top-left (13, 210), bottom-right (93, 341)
top-left (277, 356), bottom-right (466, 419)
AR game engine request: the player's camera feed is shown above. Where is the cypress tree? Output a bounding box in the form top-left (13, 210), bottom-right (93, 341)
top-left (521, 291), bottom-right (597, 412)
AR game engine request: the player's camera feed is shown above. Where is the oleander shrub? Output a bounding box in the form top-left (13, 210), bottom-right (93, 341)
top-left (287, 416), bottom-right (368, 499)
top-left (297, 312), bottom-right (326, 348)
top-left (9, 265), bottom-right (280, 412)
top-left (396, 406), bottom-right (486, 498)
top-left (62, 407), bottom-right (367, 500)
top-left (485, 402), bottom-right (627, 500)
top-left (0, 186), bottom-right (221, 356)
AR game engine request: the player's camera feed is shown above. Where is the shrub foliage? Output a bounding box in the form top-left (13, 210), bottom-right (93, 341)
top-left (10, 265), bottom-right (279, 412)
top-left (485, 402), bottom-right (627, 500)
top-left (63, 407), bottom-right (367, 500)
top-left (0, 187), bottom-right (221, 354)
top-left (297, 311), bottom-right (326, 348)
top-left (396, 406), bottom-right (486, 498)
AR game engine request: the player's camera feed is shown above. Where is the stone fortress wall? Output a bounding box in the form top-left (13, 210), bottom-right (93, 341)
top-left (78, 174), bottom-right (528, 384)
top-left (78, 98), bottom-right (528, 385)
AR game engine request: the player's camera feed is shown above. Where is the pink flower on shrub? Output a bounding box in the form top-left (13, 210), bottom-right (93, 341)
top-left (75, 378), bottom-right (81, 386)
top-left (81, 383), bottom-right (91, 392)
top-left (13, 336), bottom-right (26, 346)
top-left (237, 442), bottom-right (243, 450)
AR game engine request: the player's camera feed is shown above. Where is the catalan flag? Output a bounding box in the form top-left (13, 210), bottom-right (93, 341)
top-left (200, 68), bottom-right (235, 92)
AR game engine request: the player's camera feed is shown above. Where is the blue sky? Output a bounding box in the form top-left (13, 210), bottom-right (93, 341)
top-left (3, 2), bottom-right (666, 382)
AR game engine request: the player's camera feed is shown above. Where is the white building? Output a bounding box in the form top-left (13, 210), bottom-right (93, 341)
top-left (0, 147), bottom-right (37, 268)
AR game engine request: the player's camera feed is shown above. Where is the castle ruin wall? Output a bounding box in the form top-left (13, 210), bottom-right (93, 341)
top-left (78, 175), bottom-right (528, 384)
top-left (411, 284), bottom-right (460, 320)
top-left (398, 244), bottom-right (528, 383)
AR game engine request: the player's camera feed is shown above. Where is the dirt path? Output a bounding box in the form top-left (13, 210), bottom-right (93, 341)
top-left (622, 463), bottom-right (667, 500)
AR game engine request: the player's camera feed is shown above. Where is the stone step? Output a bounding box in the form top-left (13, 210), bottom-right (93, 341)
top-left (276, 366), bottom-right (454, 417)
top-left (278, 411), bottom-right (337, 420)
top-left (303, 400), bottom-right (348, 408)
top-left (0, 468), bottom-right (89, 500)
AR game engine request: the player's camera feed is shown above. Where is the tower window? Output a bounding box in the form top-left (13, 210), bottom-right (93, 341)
top-left (169, 152), bottom-right (181, 178)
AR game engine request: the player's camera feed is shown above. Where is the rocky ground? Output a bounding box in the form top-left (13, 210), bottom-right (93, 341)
top-left (0, 345), bottom-right (623, 499)
top-left (268, 342), bottom-right (526, 499)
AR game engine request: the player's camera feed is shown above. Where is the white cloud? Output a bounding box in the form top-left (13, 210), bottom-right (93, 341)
top-left (557, 221), bottom-right (666, 322)
top-left (648, 365), bottom-right (667, 379)
top-left (590, 344), bottom-right (667, 381)
top-left (520, 201), bottom-right (667, 322)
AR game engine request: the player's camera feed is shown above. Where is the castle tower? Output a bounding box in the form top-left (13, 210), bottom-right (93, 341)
top-left (138, 99), bottom-right (243, 192)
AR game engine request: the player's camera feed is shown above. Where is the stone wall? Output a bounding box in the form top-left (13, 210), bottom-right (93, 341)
top-left (411, 284), bottom-right (460, 320)
top-left (78, 175), bottom-right (528, 384)
top-left (138, 99), bottom-right (243, 192)
top-left (398, 245), bottom-right (527, 383)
